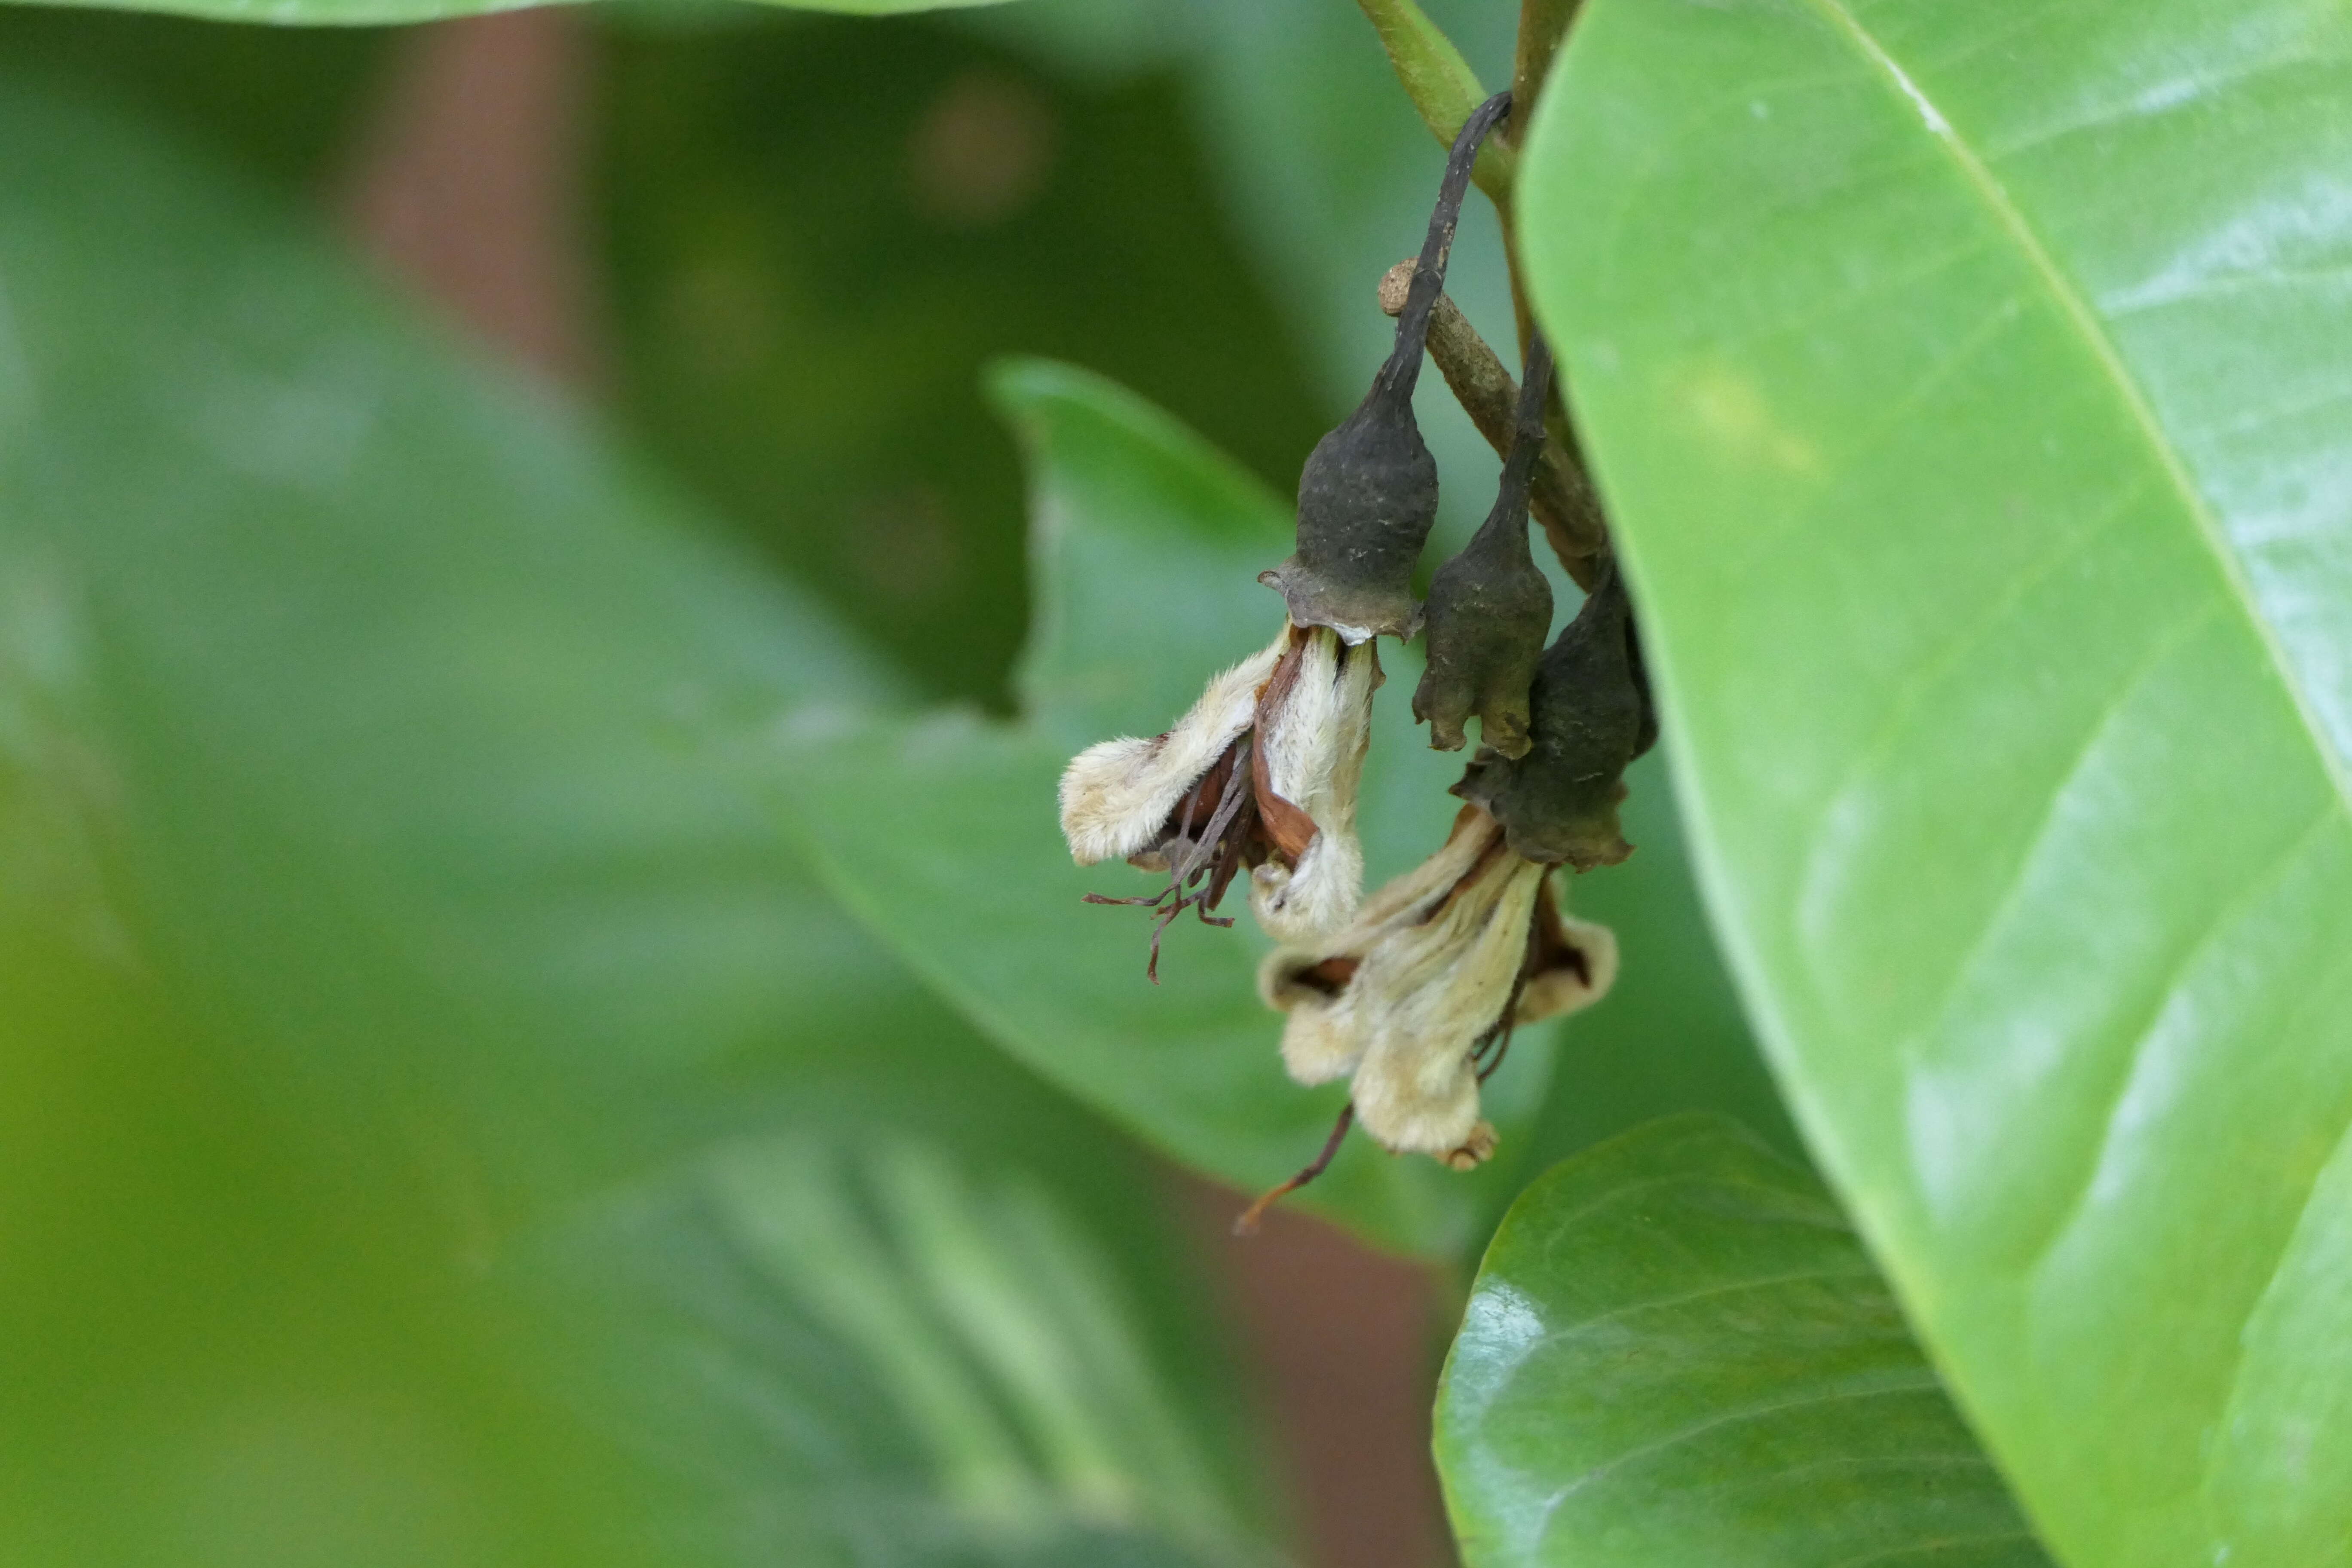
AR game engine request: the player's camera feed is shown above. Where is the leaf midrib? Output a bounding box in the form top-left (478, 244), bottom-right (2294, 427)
top-left (1800, 0), bottom-right (2352, 824)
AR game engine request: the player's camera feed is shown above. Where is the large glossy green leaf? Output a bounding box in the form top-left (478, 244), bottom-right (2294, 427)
top-left (1521, 3), bottom-right (2352, 1563)
top-left (0, 75), bottom-right (1270, 1566)
top-left (1435, 1115), bottom-right (2048, 1568)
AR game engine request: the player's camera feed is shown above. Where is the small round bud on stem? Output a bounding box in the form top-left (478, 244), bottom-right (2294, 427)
top-left (1262, 91), bottom-right (1513, 643)
top-left (1453, 560), bottom-right (1657, 870)
top-left (1414, 334), bottom-right (1557, 756)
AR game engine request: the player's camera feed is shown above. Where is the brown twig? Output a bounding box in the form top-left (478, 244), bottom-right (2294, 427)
top-left (1378, 259), bottom-right (1606, 586)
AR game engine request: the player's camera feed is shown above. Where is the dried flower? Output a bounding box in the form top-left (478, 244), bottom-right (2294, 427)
top-left (1258, 805), bottom-right (1616, 1166)
top-left (1059, 634), bottom-right (1281, 870)
top-left (1059, 619), bottom-right (1380, 973)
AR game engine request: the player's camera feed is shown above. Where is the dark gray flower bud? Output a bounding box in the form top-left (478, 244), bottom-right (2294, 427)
top-left (1261, 91), bottom-right (1512, 643)
top-left (1452, 560), bottom-right (1657, 870)
top-left (1414, 335), bottom-right (1557, 757)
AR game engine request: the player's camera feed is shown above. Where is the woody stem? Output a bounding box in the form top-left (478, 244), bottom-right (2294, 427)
top-left (1375, 262), bottom-right (1605, 585)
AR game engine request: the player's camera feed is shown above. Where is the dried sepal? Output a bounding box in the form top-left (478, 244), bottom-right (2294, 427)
top-left (1259, 379), bottom-right (1438, 643)
top-left (1454, 560), bottom-right (1657, 870)
top-left (1260, 91), bottom-right (1513, 644)
top-left (1413, 335), bottom-right (1558, 757)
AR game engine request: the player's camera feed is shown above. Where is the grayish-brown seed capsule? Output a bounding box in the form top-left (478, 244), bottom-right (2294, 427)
top-left (1414, 334), bottom-right (1557, 757)
top-left (1260, 91), bottom-right (1512, 644)
top-left (1452, 561), bottom-right (1657, 870)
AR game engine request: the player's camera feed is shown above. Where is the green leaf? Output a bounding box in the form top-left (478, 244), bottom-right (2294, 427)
top-left (0, 74), bottom-right (1271, 1566)
top-left (1435, 1115), bottom-right (2049, 1568)
top-left (1521, 3), bottom-right (2352, 1562)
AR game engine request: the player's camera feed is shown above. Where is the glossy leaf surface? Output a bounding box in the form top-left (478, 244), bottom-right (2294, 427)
top-left (1522, 3), bottom-right (2352, 1562)
top-left (0, 76), bottom-right (1269, 1567)
top-left (1436, 1116), bottom-right (2048, 1568)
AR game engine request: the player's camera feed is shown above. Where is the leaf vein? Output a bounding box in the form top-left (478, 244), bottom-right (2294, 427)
top-left (1799, 0), bottom-right (2352, 821)
top-left (1822, 1527), bottom-right (2042, 1568)
top-left (1531, 1263), bottom-right (1883, 1349)
top-left (1535, 1377), bottom-right (1945, 1534)
top-left (2023, 803), bottom-right (2343, 1273)
top-left (1893, 598), bottom-right (2226, 1063)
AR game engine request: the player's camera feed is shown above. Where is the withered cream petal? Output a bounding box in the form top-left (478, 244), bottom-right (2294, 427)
top-left (1260, 807), bottom-right (1544, 1156)
top-left (1249, 627), bottom-right (1378, 942)
top-left (1345, 854), bottom-right (1544, 1157)
top-left (1256, 802), bottom-right (1626, 1170)
top-left (1056, 631), bottom-right (1286, 867)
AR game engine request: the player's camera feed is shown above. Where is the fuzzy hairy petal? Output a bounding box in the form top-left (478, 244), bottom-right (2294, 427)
top-left (1258, 805), bottom-right (1501, 1084)
top-left (1343, 855), bottom-right (1543, 1156)
top-left (1260, 809), bottom-right (1543, 1155)
top-left (1056, 630), bottom-right (1286, 866)
top-left (1249, 629), bottom-right (1378, 942)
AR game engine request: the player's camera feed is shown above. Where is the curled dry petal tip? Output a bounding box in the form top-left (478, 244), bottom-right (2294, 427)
top-left (1516, 889), bottom-right (1617, 1024)
top-left (1444, 1121), bottom-right (1498, 1171)
top-left (1057, 641), bottom-right (1280, 867)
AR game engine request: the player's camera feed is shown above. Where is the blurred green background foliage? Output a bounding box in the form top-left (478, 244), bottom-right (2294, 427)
top-left (0, 2), bottom-right (1769, 1563)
